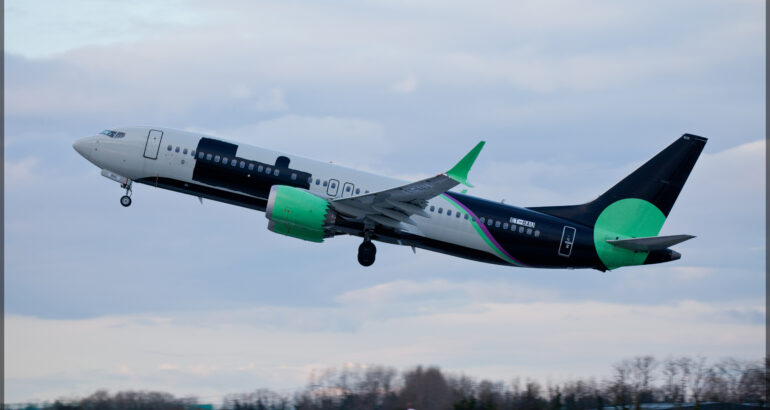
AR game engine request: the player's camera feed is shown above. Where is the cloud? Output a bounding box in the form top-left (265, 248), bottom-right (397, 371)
top-left (5, 296), bottom-right (764, 402)
top-left (4, 156), bottom-right (40, 187)
top-left (335, 279), bottom-right (559, 319)
top-left (669, 266), bottom-right (714, 280)
top-left (5, 0), bottom-right (209, 58)
top-left (5, 0), bottom-right (762, 124)
top-left (390, 73), bottom-right (418, 94)
top-left (217, 115), bottom-right (391, 169)
top-left (252, 88), bottom-right (289, 113)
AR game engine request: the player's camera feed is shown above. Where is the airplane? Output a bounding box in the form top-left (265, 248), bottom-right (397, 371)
top-left (73, 127), bottom-right (706, 270)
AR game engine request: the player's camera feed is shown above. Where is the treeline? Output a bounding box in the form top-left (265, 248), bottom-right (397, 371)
top-left (11, 356), bottom-right (767, 410)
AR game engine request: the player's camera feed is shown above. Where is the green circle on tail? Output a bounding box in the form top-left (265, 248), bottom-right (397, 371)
top-left (593, 198), bottom-right (666, 270)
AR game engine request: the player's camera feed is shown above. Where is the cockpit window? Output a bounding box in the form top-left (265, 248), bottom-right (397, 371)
top-left (99, 130), bottom-right (125, 138)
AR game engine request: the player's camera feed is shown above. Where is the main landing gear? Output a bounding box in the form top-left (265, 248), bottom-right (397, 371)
top-left (357, 231), bottom-right (377, 267)
top-left (120, 181), bottom-right (133, 207)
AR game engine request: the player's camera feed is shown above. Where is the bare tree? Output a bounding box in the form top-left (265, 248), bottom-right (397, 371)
top-left (608, 360), bottom-right (632, 410)
top-left (687, 356), bottom-right (710, 409)
top-left (736, 360), bottom-right (767, 405)
top-left (628, 356), bottom-right (656, 408)
top-left (223, 389), bottom-right (289, 410)
top-left (21, 356), bottom-right (770, 410)
top-left (661, 357), bottom-right (683, 404)
top-left (400, 366), bottom-right (450, 410)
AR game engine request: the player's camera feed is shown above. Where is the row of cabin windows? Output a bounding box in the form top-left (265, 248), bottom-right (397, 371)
top-left (428, 205), bottom-right (540, 237)
top-left (196, 150), bottom-right (290, 178)
top-left (168, 145), bottom-right (197, 157)
top-left (175, 146), bottom-right (371, 195)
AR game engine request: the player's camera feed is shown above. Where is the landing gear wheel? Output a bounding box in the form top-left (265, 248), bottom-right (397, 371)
top-left (357, 240), bottom-right (376, 267)
top-left (120, 195), bottom-right (132, 207)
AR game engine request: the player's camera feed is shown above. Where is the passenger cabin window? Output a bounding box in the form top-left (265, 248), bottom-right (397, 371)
top-left (447, 210), bottom-right (452, 216)
top-left (214, 155), bottom-right (220, 162)
top-left (430, 206), bottom-right (435, 212)
top-left (266, 167), bottom-right (272, 174)
top-left (355, 188), bottom-right (360, 195)
top-left (206, 153), bottom-right (212, 160)
top-left (487, 219), bottom-right (493, 227)
top-left (248, 163), bottom-right (254, 171)
top-left (518, 226), bottom-right (525, 233)
top-left (183, 148), bottom-right (188, 155)
top-left (315, 179), bottom-right (320, 185)
top-left (273, 169), bottom-right (279, 176)
top-left (534, 230), bottom-right (540, 237)
top-left (175, 147), bottom-right (180, 153)
top-left (231, 159), bottom-right (237, 166)
top-left (191, 150), bottom-right (195, 157)
top-left (495, 220), bottom-right (501, 228)
top-left (456, 212), bottom-right (461, 218)
top-left (503, 222), bottom-right (509, 229)
top-left (323, 181), bottom-right (328, 187)
top-left (291, 173), bottom-right (297, 180)
top-left (480, 217), bottom-right (485, 224)
top-left (464, 214), bottom-right (469, 220)
top-left (346, 186), bottom-right (351, 192)
top-left (198, 152), bottom-right (205, 159)
top-left (258, 165), bottom-right (264, 172)
top-left (222, 157), bottom-right (228, 164)
top-left (527, 228), bottom-right (533, 235)
top-left (330, 182), bottom-right (336, 189)
top-left (167, 145), bottom-right (172, 151)
top-left (240, 161), bottom-right (245, 168)
top-left (438, 208), bottom-right (443, 214)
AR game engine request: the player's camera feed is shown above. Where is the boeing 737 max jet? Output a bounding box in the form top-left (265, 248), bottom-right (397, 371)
top-left (73, 127), bottom-right (706, 270)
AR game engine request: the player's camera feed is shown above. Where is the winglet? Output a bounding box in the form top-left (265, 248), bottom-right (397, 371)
top-left (446, 141), bottom-right (485, 187)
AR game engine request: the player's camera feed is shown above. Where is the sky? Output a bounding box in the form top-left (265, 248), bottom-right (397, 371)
top-left (3, 0), bottom-right (766, 404)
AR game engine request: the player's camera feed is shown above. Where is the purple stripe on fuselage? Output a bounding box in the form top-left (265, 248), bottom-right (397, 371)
top-left (443, 193), bottom-right (527, 267)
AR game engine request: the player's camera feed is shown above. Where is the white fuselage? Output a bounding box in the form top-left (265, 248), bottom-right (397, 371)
top-left (74, 126), bottom-right (499, 262)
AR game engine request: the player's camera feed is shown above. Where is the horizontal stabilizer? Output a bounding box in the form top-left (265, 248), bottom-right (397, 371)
top-left (606, 234), bottom-right (695, 252)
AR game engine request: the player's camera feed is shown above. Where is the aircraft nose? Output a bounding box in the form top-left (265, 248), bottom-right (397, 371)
top-left (73, 137), bottom-right (92, 158)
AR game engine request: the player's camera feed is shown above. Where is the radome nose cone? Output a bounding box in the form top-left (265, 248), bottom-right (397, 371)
top-left (73, 138), bottom-right (89, 157)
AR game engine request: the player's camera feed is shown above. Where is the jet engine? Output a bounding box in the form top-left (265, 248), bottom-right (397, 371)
top-left (265, 185), bottom-right (336, 242)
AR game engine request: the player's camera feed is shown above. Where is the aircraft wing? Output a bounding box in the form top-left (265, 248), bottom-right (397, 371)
top-left (329, 141), bottom-right (485, 230)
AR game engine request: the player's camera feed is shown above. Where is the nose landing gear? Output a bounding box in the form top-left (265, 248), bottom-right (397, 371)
top-left (120, 181), bottom-right (133, 207)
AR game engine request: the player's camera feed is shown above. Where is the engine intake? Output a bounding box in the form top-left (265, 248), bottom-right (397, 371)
top-left (265, 185), bottom-right (336, 242)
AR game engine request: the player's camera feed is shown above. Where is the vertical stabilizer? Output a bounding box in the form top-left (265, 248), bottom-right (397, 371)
top-left (530, 134), bottom-right (707, 227)
top-left (530, 134), bottom-right (706, 270)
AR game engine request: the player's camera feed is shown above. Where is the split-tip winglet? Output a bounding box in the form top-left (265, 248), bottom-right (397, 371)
top-left (446, 141), bottom-right (485, 187)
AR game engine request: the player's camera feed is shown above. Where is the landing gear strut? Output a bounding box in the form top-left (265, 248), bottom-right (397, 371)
top-left (120, 181), bottom-right (133, 207)
top-left (357, 231), bottom-right (376, 267)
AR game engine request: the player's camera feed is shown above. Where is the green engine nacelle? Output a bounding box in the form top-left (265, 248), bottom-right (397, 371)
top-left (265, 185), bottom-right (335, 243)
